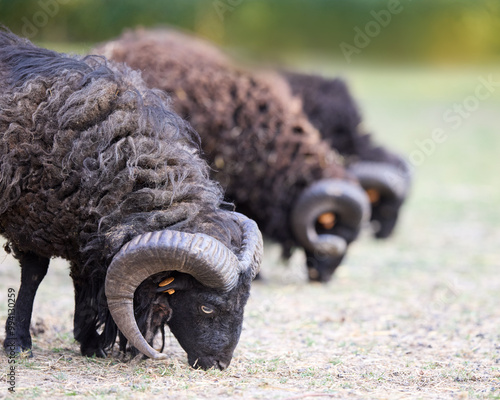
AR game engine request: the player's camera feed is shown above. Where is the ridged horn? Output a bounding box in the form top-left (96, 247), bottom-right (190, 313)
top-left (105, 230), bottom-right (240, 360)
top-left (230, 212), bottom-right (264, 279)
top-left (348, 161), bottom-right (411, 200)
top-left (291, 179), bottom-right (370, 256)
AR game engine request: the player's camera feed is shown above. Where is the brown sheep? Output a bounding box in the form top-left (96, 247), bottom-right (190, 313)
top-left (96, 29), bottom-right (370, 283)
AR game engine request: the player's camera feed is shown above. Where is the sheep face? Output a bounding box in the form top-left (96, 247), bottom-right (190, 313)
top-left (369, 196), bottom-right (403, 239)
top-left (348, 159), bottom-right (411, 239)
top-left (305, 251), bottom-right (345, 283)
top-left (156, 272), bottom-right (251, 370)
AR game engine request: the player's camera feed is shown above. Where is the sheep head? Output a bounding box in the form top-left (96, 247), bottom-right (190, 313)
top-left (291, 179), bottom-right (370, 282)
top-left (157, 271), bottom-right (252, 370)
top-left (105, 212), bottom-right (263, 370)
top-left (348, 157), bottom-right (412, 238)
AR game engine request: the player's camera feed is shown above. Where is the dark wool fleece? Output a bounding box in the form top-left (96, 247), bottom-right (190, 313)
top-left (96, 29), bottom-right (352, 256)
top-left (0, 30), bottom-right (241, 348)
top-left (283, 71), bottom-right (407, 169)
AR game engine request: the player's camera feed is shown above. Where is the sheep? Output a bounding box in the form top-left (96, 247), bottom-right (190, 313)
top-left (0, 29), bottom-right (263, 371)
top-left (283, 71), bottom-right (412, 238)
top-left (96, 28), bottom-right (370, 283)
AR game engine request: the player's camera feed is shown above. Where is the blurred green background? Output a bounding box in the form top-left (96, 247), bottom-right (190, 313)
top-left (1, 0), bottom-right (500, 66)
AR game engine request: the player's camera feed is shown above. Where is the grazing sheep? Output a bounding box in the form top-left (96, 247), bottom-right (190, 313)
top-left (0, 29), bottom-right (263, 370)
top-left (283, 72), bottom-right (412, 238)
top-left (96, 29), bottom-right (370, 283)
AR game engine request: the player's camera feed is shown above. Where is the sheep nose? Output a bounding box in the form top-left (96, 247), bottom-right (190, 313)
top-left (216, 360), bottom-right (229, 370)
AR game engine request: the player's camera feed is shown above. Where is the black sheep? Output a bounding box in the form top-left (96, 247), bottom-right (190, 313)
top-left (96, 29), bottom-right (370, 283)
top-left (0, 29), bottom-right (263, 370)
top-left (284, 71), bottom-right (412, 238)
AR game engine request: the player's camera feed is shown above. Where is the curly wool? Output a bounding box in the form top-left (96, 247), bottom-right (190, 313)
top-left (283, 71), bottom-right (407, 170)
top-left (0, 29), bottom-right (240, 350)
top-left (96, 29), bottom-right (351, 256)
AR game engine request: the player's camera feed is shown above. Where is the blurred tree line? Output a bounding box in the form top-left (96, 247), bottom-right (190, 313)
top-left (0, 0), bottom-right (499, 65)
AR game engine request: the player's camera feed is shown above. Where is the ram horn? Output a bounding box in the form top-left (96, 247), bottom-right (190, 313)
top-left (231, 212), bottom-right (264, 279)
top-left (291, 179), bottom-right (370, 256)
top-left (348, 160), bottom-right (412, 201)
top-left (105, 229), bottom-right (240, 360)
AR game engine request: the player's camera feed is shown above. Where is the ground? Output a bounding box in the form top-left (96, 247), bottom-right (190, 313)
top-left (0, 58), bottom-right (499, 399)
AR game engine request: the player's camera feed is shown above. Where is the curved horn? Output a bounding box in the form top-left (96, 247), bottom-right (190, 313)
top-left (291, 179), bottom-right (370, 256)
top-left (105, 230), bottom-right (239, 360)
top-left (230, 212), bottom-right (264, 279)
top-left (348, 161), bottom-right (411, 200)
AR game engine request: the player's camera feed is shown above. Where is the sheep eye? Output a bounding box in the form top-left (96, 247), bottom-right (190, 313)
top-left (200, 305), bottom-right (214, 314)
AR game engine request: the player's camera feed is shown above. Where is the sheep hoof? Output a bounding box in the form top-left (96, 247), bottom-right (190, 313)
top-left (81, 345), bottom-right (107, 358)
top-left (3, 340), bottom-right (33, 358)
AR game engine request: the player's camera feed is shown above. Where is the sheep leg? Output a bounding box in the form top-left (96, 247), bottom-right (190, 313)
top-left (3, 252), bottom-right (50, 356)
top-left (72, 280), bottom-right (106, 358)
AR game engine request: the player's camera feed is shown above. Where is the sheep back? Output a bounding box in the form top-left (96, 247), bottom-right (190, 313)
top-left (284, 71), bottom-right (406, 169)
top-left (96, 29), bottom-right (351, 253)
top-left (0, 29), bottom-right (229, 276)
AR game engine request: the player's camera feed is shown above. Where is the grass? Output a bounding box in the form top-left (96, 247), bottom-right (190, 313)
top-left (0, 53), bottom-right (499, 399)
